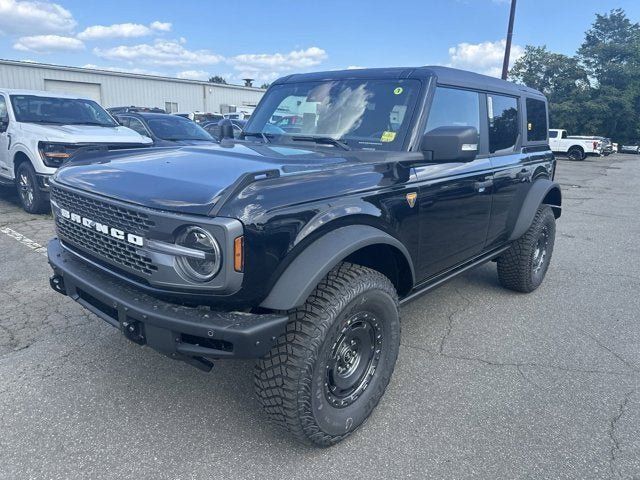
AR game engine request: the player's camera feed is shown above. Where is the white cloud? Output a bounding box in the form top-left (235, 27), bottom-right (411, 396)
top-left (78, 21), bottom-right (172, 40)
top-left (0, 0), bottom-right (76, 35)
top-left (447, 39), bottom-right (523, 77)
top-left (94, 39), bottom-right (223, 66)
top-left (14, 35), bottom-right (84, 53)
top-left (229, 47), bottom-right (327, 81)
top-left (346, 65), bottom-right (366, 70)
top-left (150, 21), bottom-right (171, 32)
top-left (176, 70), bottom-right (209, 80)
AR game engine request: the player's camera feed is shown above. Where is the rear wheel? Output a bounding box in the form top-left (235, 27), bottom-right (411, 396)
top-left (254, 262), bottom-right (400, 447)
top-left (567, 147), bottom-right (585, 161)
top-left (15, 161), bottom-right (49, 214)
top-left (497, 206), bottom-right (556, 293)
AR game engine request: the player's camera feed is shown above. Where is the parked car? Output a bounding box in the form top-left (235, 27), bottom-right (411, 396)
top-left (620, 143), bottom-right (640, 154)
top-left (173, 111), bottom-right (223, 124)
top-left (47, 66), bottom-right (560, 446)
top-left (201, 119), bottom-right (246, 140)
top-left (223, 111), bottom-right (252, 120)
top-left (0, 89), bottom-right (152, 213)
top-left (548, 129), bottom-right (603, 160)
top-left (115, 112), bottom-right (216, 146)
top-left (568, 135), bottom-right (613, 156)
top-left (107, 106), bottom-right (166, 115)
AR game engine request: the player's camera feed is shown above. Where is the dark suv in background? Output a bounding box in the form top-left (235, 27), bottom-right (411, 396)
top-left (114, 112), bottom-right (216, 146)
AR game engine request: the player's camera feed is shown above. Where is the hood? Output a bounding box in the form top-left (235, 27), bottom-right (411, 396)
top-left (53, 142), bottom-right (368, 216)
top-left (22, 123), bottom-right (152, 144)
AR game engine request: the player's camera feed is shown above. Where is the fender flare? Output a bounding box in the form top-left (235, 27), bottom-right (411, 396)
top-left (260, 225), bottom-right (415, 310)
top-left (509, 179), bottom-right (561, 241)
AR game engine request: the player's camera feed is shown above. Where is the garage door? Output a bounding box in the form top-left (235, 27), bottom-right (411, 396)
top-left (44, 79), bottom-right (102, 103)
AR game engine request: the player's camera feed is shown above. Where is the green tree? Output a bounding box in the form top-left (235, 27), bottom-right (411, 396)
top-left (260, 83), bottom-right (271, 89)
top-left (208, 75), bottom-right (227, 84)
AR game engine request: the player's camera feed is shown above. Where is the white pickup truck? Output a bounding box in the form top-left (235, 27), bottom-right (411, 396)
top-left (548, 129), bottom-right (603, 161)
top-left (0, 89), bottom-right (152, 213)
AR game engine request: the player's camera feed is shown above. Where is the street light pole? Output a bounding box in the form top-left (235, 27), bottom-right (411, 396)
top-left (501, 0), bottom-right (517, 80)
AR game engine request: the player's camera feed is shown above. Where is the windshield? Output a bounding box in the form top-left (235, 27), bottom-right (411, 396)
top-left (10, 95), bottom-right (117, 127)
top-left (245, 79), bottom-right (421, 151)
top-left (146, 116), bottom-right (214, 141)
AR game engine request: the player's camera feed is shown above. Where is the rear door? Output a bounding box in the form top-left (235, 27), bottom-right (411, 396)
top-left (548, 130), bottom-right (559, 151)
top-left (414, 86), bottom-right (493, 280)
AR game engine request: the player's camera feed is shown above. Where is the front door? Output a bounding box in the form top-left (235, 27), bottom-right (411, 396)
top-left (414, 86), bottom-right (493, 281)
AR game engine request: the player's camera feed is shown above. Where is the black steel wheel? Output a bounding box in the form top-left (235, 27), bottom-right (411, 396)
top-left (254, 262), bottom-right (400, 447)
top-left (15, 161), bottom-right (49, 214)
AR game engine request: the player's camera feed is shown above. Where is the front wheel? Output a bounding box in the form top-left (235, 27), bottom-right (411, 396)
top-left (254, 262), bottom-right (400, 447)
top-left (497, 206), bottom-right (556, 293)
top-left (15, 161), bottom-right (49, 214)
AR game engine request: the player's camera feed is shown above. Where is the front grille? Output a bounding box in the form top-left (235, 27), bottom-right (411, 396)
top-left (51, 186), bottom-right (155, 234)
top-left (51, 185), bottom-right (157, 276)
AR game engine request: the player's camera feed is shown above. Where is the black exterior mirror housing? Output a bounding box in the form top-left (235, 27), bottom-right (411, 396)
top-left (218, 119), bottom-right (235, 141)
top-left (421, 126), bottom-right (478, 162)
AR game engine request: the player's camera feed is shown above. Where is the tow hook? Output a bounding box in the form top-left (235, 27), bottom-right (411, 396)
top-left (122, 320), bottom-right (145, 345)
top-left (49, 275), bottom-right (66, 295)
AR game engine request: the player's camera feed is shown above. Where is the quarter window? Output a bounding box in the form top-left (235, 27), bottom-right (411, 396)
top-left (487, 94), bottom-right (519, 153)
top-left (526, 98), bottom-right (547, 142)
top-left (425, 87), bottom-right (480, 135)
top-left (126, 117), bottom-right (149, 136)
top-left (548, 130), bottom-right (558, 139)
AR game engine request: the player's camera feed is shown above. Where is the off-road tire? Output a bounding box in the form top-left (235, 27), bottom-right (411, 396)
top-left (15, 161), bottom-right (49, 214)
top-left (254, 262), bottom-right (400, 447)
top-left (497, 205), bottom-right (556, 293)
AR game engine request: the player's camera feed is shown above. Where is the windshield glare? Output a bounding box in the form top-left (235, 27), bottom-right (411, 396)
top-left (10, 95), bottom-right (117, 127)
top-left (147, 116), bottom-right (214, 141)
top-left (245, 79), bottom-right (421, 150)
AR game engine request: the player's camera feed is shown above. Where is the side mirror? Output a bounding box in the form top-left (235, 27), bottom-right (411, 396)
top-left (0, 117), bottom-right (8, 133)
top-left (218, 119), bottom-right (235, 141)
top-left (421, 126), bottom-right (478, 162)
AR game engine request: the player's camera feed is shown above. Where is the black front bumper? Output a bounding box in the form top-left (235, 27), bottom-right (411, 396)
top-left (48, 239), bottom-right (288, 367)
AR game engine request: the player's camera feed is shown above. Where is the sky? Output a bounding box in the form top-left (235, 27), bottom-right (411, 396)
top-left (0, 0), bottom-right (638, 86)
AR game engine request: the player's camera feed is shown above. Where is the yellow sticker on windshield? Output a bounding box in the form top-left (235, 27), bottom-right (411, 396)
top-left (381, 131), bottom-right (397, 142)
top-left (393, 87), bottom-right (403, 95)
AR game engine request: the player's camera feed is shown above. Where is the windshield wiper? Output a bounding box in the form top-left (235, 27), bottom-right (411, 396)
top-left (290, 135), bottom-right (350, 151)
top-left (243, 131), bottom-right (271, 143)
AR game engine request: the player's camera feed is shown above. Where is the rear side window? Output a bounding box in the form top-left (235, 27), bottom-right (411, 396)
top-left (426, 87), bottom-right (480, 134)
top-left (526, 98), bottom-right (547, 142)
top-left (487, 94), bottom-right (519, 153)
top-left (0, 95), bottom-right (7, 119)
top-left (548, 130), bottom-right (558, 138)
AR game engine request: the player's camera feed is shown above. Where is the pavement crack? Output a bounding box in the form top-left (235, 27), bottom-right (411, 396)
top-left (439, 287), bottom-right (471, 355)
top-left (580, 330), bottom-right (639, 374)
top-left (608, 390), bottom-right (633, 478)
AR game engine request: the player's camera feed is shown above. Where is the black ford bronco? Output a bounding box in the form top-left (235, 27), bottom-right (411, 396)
top-left (47, 66), bottom-right (561, 446)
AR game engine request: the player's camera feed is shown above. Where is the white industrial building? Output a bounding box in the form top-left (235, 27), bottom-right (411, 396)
top-left (0, 59), bottom-right (265, 114)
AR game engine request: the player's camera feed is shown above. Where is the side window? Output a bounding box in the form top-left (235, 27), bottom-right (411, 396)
top-left (526, 98), bottom-right (547, 142)
top-left (425, 87), bottom-right (480, 135)
top-left (127, 118), bottom-right (149, 136)
top-left (0, 95), bottom-right (8, 120)
top-left (548, 130), bottom-right (558, 139)
top-left (116, 116), bottom-right (129, 127)
top-left (487, 94), bottom-right (519, 153)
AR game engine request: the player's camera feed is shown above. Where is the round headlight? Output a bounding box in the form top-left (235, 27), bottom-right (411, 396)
top-left (175, 226), bottom-right (221, 282)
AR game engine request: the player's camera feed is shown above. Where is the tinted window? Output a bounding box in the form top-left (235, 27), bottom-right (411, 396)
top-left (526, 98), bottom-right (547, 142)
top-left (426, 87), bottom-right (480, 134)
top-left (146, 115), bottom-right (213, 141)
top-left (126, 117), bottom-right (149, 136)
top-left (548, 130), bottom-right (558, 139)
top-left (488, 94), bottom-right (519, 153)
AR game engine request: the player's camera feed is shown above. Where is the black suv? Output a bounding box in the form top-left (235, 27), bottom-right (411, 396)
top-left (47, 66), bottom-right (561, 446)
top-left (114, 112), bottom-right (216, 146)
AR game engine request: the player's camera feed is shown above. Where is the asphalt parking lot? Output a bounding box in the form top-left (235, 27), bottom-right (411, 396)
top-left (0, 153), bottom-right (639, 479)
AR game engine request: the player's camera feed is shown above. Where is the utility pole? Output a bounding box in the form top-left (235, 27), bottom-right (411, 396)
top-left (501, 0), bottom-right (517, 80)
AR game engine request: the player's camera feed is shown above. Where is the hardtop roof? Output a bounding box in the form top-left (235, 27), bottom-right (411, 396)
top-left (275, 66), bottom-right (545, 99)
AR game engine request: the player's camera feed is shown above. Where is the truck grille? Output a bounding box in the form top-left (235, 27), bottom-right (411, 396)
top-left (51, 186), bottom-right (157, 276)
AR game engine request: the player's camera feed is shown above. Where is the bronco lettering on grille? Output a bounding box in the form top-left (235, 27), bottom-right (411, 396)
top-left (58, 207), bottom-right (144, 247)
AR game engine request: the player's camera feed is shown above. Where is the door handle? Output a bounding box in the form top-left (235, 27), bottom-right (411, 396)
top-left (474, 179), bottom-right (493, 193)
